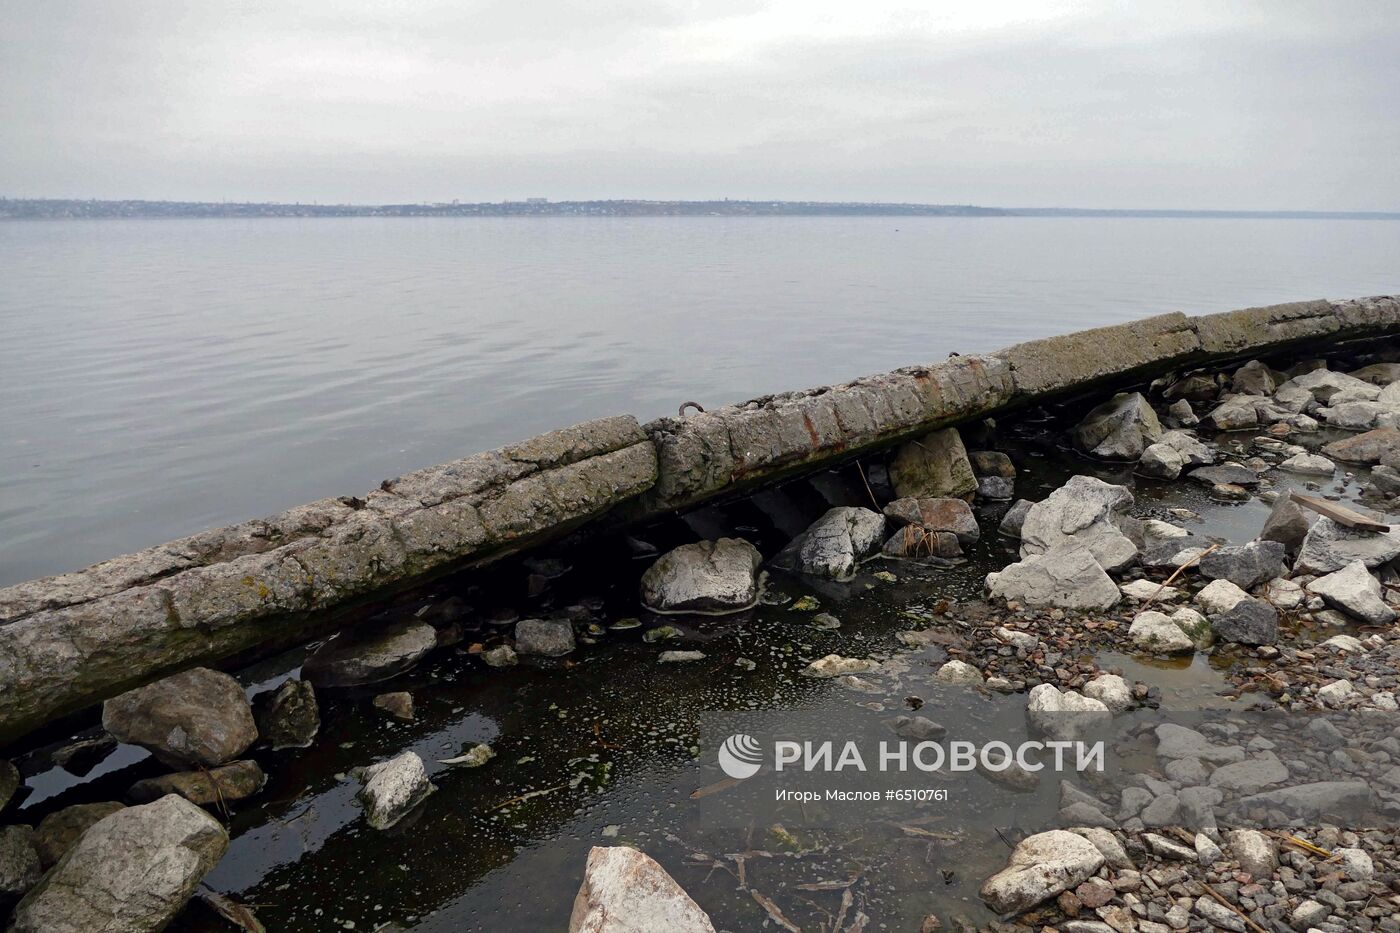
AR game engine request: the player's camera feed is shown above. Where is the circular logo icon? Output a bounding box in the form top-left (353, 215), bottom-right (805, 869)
top-left (718, 733), bottom-right (763, 779)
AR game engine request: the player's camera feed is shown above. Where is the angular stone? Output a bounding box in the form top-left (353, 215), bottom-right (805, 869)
top-left (1307, 560), bottom-right (1396, 624)
top-left (1278, 452), bottom-right (1335, 475)
top-left (1236, 781), bottom-right (1371, 820)
top-left (515, 619), bottom-right (577, 657)
top-left (1197, 540), bottom-right (1287, 590)
top-left (999, 499), bottom-right (1034, 538)
top-left (987, 543), bottom-right (1121, 610)
top-left (1187, 464), bottom-right (1258, 487)
top-left (1158, 429), bottom-right (1214, 466)
top-left (128, 760), bottom-right (266, 807)
top-left (11, 795), bottom-right (228, 933)
top-left (1026, 684), bottom-right (1110, 741)
top-left (1136, 442), bottom-right (1184, 480)
top-left (570, 845), bottom-right (716, 933)
top-left (0, 760), bottom-right (18, 815)
top-left (883, 497), bottom-right (979, 544)
top-left (1322, 400), bottom-right (1385, 429)
top-left (1230, 360), bottom-right (1277, 395)
top-left (1225, 829), bottom-right (1276, 880)
top-left (358, 751), bottom-right (435, 830)
top-left (1169, 607), bottom-right (1213, 649)
top-left (640, 538), bottom-right (762, 614)
top-left (889, 427), bottom-right (977, 500)
top-left (1167, 398), bottom-right (1197, 425)
top-left (979, 830), bottom-right (1105, 915)
top-left (1129, 611), bottom-right (1195, 654)
top-left (1285, 368), bottom-right (1380, 404)
top-left (302, 620), bottom-right (437, 688)
top-left (1082, 674), bottom-right (1131, 713)
top-left (1155, 724), bottom-right (1246, 764)
top-left (1259, 495), bottom-right (1309, 554)
top-left (1210, 754), bottom-right (1289, 794)
top-left (977, 475), bottom-right (1015, 500)
top-left (1195, 578), bottom-right (1248, 615)
top-left (372, 691), bottom-right (415, 721)
top-left (1209, 597), bottom-right (1278, 646)
top-left (1296, 516), bottom-right (1400, 573)
top-left (33, 803), bottom-right (125, 868)
top-left (969, 450), bottom-right (1016, 478)
top-left (102, 668), bottom-right (258, 769)
top-left (1020, 476), bottom-right (1138, 572)
top-left (252, 679), bottom-right (319, 750)
top-left (1072, 392), bottom-right (1163, 460)
top-left (0, 826), bottom-right (41, 907)
top-left (773, 507), bottom-right (885, 580)
top-left (933, 660), bottom-right (984, 686)
top-left (1322, 425), bottom-right (1400, 463)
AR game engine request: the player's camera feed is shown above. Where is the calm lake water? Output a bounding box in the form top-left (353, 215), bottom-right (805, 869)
top-left (2, 215), bottom-right (1397, 585)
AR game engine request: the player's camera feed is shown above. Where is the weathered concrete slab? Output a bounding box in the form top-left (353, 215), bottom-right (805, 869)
top-left (2, 296), bottom-right (1397, 745)
top-left (0, 418), bottom-right (655, 743)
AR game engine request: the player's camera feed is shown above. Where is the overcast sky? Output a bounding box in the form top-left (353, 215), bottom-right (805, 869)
top-left (3, 1), bottom-right (1397, 209)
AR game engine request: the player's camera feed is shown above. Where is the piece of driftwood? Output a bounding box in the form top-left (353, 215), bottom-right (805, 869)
top-left (1288, 491), bottom-right (1391, 532)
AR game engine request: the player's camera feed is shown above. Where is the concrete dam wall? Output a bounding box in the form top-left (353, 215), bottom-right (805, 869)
top-left (1, 294), bottom-right (1397, 744)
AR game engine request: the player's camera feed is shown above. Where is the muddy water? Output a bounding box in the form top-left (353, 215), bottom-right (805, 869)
top-left (10, 415), bottom-right (1387, 931)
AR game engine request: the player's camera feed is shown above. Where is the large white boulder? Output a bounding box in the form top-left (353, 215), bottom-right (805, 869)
top-left (570, 846), bottom-right (716, 933)
top-left (979, 830), bottom-right (1105, 915)
top-left (1307, 560), bottom-right (1396, 625)
top-left (640, 538), bottom-right (763, 614)
top-left (1019, 476), bottom-right (1138, 572)
top-left (772, 507), bottom-right (885, 581)
top-left (10, 795), bottom-right (227, 933)
top-left (986, 542), bottom-right (1121, 610)
top-left (1072, 392), bottom-right (1163, 460)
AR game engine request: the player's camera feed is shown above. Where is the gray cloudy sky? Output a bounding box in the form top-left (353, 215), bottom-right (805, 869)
top-left (3, 1), bottom-right (1398, 209)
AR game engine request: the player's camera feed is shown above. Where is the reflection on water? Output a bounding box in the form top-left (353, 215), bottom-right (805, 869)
top-left (3, 215), bottom-right (1399, 584)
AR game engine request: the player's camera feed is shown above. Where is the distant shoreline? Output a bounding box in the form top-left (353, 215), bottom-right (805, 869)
top-left (2, 198), bottom-right (1397, 221)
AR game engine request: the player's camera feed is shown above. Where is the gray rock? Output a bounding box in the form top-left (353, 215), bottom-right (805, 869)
top-left (1167, 398), bottom-right (1197, 425)
top-left (882, 497), bottom-right (979, 545)
top-left (10, 795), bottom-right (228, 933)
top-left (1082, 674), bottom-right (1132, 713)
top-left (0, 760), bottom-right (18, 815)
top-left (1230, 360), bottom-right (1277, 395)
top-left (358, 751), bottom-right (435, 830)
top-left (1068, 826), bottom-right (1133, 870)
top-left (34, 802), bottom-right (125, 868)
top-left (1236, 781), bottom-right (1371, 820)
top-left (0, 825), bottom-right (41, 907)
top-left (1136, 442), bottom-right (1184, 480)
top-left (979, 830), bottom-right (1105, 915)
top-left (934, 660), bottom-right (984, 685)
top-left (1296, 516), bottom-right (1400, 574)
top-left (977, 475), bottom-right (1015, 500)
top-left (1195, 832), bottom-right (1223, 866)
top-left (252, 679), bottom-right (319, 750)
top-left (1026, 684), bottom-right (1110, 741)
top-left (1209, 754), bottom-right (1289, 794)
top-left (1322, 426), bottom-right (1400, 464)
top-left (1140, 794), bottom-right (1180, 826)
top-left (1197, 540), bottom-right (1287, 590)
top-left (1259, 494), bottom-right (1309, 554)
top-left (1195, 578), bottom-right (1249, 615)
top-left (640, 538), bottom-right (763, 613)
top-left (890, 715), bottom-right (947, 741)
top-left (1169, 607), bottom-right (1213, 649)
top-left (1019, 476), bottom-right (1138, 572)
top-left (102, 667), bottom-right (258, 769)
top-left (515, 619), bottom-right (577, 657)
top-left (1225, 828), bottom-right (1276, 879)
top-left (128, 760), bottom-right (265, 807)
top-left (772, 507), bottom-right (885, 580)
top-left (1291, 899), bottom-right (1331, 928)
top-left (1349, 362), bottom-right (1400, 384)
top-left (1155, 724), bottom-right (1245, 764)
top-left (889, 427), bottom-right (977, 500)
top-left (1285, 367), bottom-right (1380, 404)
top-left (1129, 611), bottom-right (1195, 655)
top-left (1072, 392), bottom-right (1163, 460)
top-left (1279, 452), bottom-right (1335, 475)
top-left (1158, 429), bottom-right (1214, 466)
top-left (1142, 832), bottom-right (1196, 861)
top-left (1194, 895), bottom-right (1246, 931)
top-left (998, 499), bottom-right (1035, 538)
top-left (1323, 399), bottom-right (1386, 429)
top-left (1307, 559), bottom-right (1396, 624)
top-left (1209, 597), bottom-right (1278, 646)
top-left (986, 543), bottom-right (1122, 610)
top-left (658, 650), bottom-right (705, 663)
top-left (302, 620), bottom-right (438, 687)
top-left (1187, 463), bottom-right (1258, 487)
